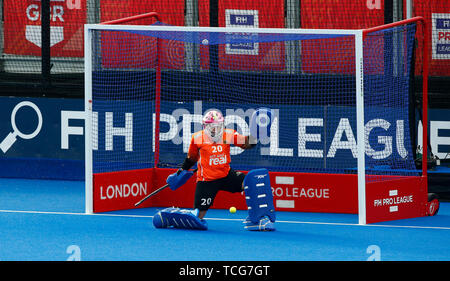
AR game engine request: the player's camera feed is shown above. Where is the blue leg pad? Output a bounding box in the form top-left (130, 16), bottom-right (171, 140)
top-left (153, 210), bottom-right (170, 228)
top-left (243, 168), bottom-right (276, 225)
top-left (153, 207), bottom-right (208, 230)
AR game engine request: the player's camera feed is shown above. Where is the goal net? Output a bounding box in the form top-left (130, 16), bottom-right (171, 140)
top-left (84, 17), bottom-right (429, 224)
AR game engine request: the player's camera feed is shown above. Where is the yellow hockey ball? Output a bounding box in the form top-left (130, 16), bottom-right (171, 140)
top-left (229, 206), bottom-right (237, 214)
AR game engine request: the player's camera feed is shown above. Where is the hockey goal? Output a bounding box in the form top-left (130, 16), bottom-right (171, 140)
top-left (84, 15), bottom-right (429, 224)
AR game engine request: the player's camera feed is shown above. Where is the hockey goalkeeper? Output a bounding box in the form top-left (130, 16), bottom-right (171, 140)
top-left (153, 109), bottom-right (276, 231)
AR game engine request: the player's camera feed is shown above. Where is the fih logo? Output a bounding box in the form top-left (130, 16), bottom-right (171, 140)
top-left (0, 101), bottom-right (43, 153)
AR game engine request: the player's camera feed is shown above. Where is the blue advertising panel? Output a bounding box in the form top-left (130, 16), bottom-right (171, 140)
top-left (1, 96), bottom-right (450, 180)
top-left (0, 97), bottom-right (85, 180)
top-left (156, 101), bottom-right (416, 175)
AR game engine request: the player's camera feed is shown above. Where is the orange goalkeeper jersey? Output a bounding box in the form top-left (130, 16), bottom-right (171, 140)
top-left (188, 128), bottom-right (247, 182)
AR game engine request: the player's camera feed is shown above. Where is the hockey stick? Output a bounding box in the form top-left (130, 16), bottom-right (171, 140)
top-left (134, 183), bottom-right (169, 207)
top-left (134, 168), bottom-right (197, 207)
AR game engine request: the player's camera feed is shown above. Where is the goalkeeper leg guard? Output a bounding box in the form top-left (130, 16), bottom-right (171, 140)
top-left (243, 168), bottom-right (276, 231)
top-left (153, 207), bottom-right (208, 230)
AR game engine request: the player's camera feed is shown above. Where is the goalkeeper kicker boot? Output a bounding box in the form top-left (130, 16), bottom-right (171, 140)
top-left (243, 216), bottom-right (275, 231)
top-left (153, 207), bottom-right (208, 230)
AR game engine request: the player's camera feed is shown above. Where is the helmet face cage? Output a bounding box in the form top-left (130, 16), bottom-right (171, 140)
top-left (202, 110), bottom-right (224, 142)
top-left (204, 123), bottom-right (224, 142)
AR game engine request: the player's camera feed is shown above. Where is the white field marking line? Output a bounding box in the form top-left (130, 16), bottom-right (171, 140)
top-left (0, 209), bottom-right (150, 218)
top-left (275, 219), bottom-right (450, 230)
top-left (211, 217), bottom-right (450, 230)
top-left (1, 209), bottom-right (449, 230)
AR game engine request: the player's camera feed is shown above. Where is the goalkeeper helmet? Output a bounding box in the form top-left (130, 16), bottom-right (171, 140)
top-left (202, 110), bottom-right (224, 142)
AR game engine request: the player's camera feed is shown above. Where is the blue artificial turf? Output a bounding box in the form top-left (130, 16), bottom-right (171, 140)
top-left (1, 178), bottom-right (449, 261)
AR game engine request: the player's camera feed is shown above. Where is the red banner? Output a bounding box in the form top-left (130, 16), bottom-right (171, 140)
top-left (100, 0), bottom-right (184, 26)
top-left (100, 33), bottom-right (185, 70)
top-left (136, 170), bottom-right (358, 214)
top-left (198, 0), bottom-right (284, 28)
top-left (93, 168), bottom-right (427, 224)
top-left (3, 0), bottom-right (86, 57)
top-left (300, 0), bottom-right (384, 74)
top-left (93, 168), bottom-right (358, 214)
top-left (300, 0), bottom-right (384, 29)
top-left (93, 168), bottom-right (155, 212)
top-left (413, 0), bottom-right (450, 76)
top-left (99, 0), bottom-right (185, 70)
top-left (198, 0), bottom-right (285, 71)
top-left (365, 176), bottom-right (427, 224)
top-left (269, 172), bottom-right (358, 214)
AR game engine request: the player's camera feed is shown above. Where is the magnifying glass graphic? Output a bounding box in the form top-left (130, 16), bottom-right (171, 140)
top-left (0, 101), bottom-right (43, 153)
